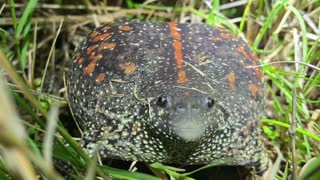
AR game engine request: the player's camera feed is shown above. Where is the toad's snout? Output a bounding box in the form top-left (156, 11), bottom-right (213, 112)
top-left (172, 101), bottom-right (207, 141)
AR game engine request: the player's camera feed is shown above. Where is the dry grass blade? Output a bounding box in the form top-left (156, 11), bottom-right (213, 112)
top-left (0, 4), bottom-right (5, 15)
top-left (0, 48), bottom-right (47, 117)
top-left (84, 153), bottom-right (98, 180)
top-left (290, 27), bottom-right (303, 180)
top-left (1, 148), bottom-right (37, 180)
top-left (0, 77), bottom-right (63, 179)
top-left (40, 20), bottom-right (64, 94)
top-left (0, 77), bottom-right (37, 179)
top-left (248, 61), bottom-right (320, 72)
top-left (0, 80), bottom-right (26, 145)
top-left (43, 102), bottom-right (59, 167)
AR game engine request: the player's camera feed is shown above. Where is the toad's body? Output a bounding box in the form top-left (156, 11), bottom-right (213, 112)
top-left (68, 20), bottom-right (269, 174)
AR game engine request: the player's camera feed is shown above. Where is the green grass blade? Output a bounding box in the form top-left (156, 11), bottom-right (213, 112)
top-left (262, 119), bottom-right (320, 142)
top-left (239, 0), bottom-right (253, 33)
top-left (8, 0), bottom-right (17, 30)
top-left (207, 0), bottom-right (220, 25)
top-left (299, 157), bottom-right (320, 180)
top-left (306, 34), bottom-right (320, 62)
top-left (99, 165), bottom-right (158, 180)
top-left (252, 0), bottom-right (287, 50)
top-left (289, 6), bottom-right (308, 60)
top-left (16, 0), bottom-right (38, 37)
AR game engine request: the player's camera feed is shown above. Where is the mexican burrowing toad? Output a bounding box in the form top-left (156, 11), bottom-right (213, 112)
top-left (67, 20), bottom-right (269, 176)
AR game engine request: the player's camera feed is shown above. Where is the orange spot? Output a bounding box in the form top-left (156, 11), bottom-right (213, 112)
top-left (252, 61), bottom-right (264, 80)
top-left (210, 35), bottom-right (221, 41)
top-left (78, 57), bottom-right (84, 64)
top-left (228, 71), bottom-right (236, 90)
top-left (87, 45), bottom-right (96, 56)
top-left (90, 31), bottom-right (99, 38)
top-left (216, 27), bottom-right (229, 32)
top-left (98, 42), bottom-right (116, 51)
top-left (96, 73), bottom-right (106, 83)
top-left (120, 62), bottom-right (137, 75)
top-left (168, 22), bottom-right (188, 84)
top-left (173, 41), bottom-right (183, 66)
top-left (235, 45), bottom-right (250, 59)
top-left (92, 33), bottom-right (111, 42)
top-left (220, 32), bottom-right (237, 40)
top-left (250, 83), bottom-right (262, 97)
top-left (119, 25), bottom-right (131, 31)
top-left (251, 52), bottom-right (258, 61)
top-left (83, 63), bottom-right (95, 75)
top-left (168, 22), bottom-right (181, 40)
top-left (83, 54), bottom-right (102, 74)
top-left (177, 70), bottom-right (188, 84)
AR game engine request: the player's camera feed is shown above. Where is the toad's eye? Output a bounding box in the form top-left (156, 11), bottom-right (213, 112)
top-left (157, 95), bottom-right (168, 108)
top-left (207, 97), bottom-right (215, 108)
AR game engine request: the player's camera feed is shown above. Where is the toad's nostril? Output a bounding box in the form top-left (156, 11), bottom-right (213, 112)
top-left (176, 104), bottom-right (185, 111)
top-left (192, 105), bottom-right (199, 110)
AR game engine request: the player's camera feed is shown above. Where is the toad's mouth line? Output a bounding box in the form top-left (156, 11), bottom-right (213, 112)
top-left (172, 126), bottom-right (206, 130)
top-left (172, 121), bottom-right (206, 130)
top-left (172, 125), bottom-right (206, 141)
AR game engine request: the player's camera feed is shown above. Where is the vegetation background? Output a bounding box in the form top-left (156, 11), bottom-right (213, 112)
top-left (0, 0), bottom-right (319, 179)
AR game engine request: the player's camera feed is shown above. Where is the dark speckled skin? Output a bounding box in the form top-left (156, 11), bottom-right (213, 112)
top-left (68, 20), bottom-right (269, 175)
